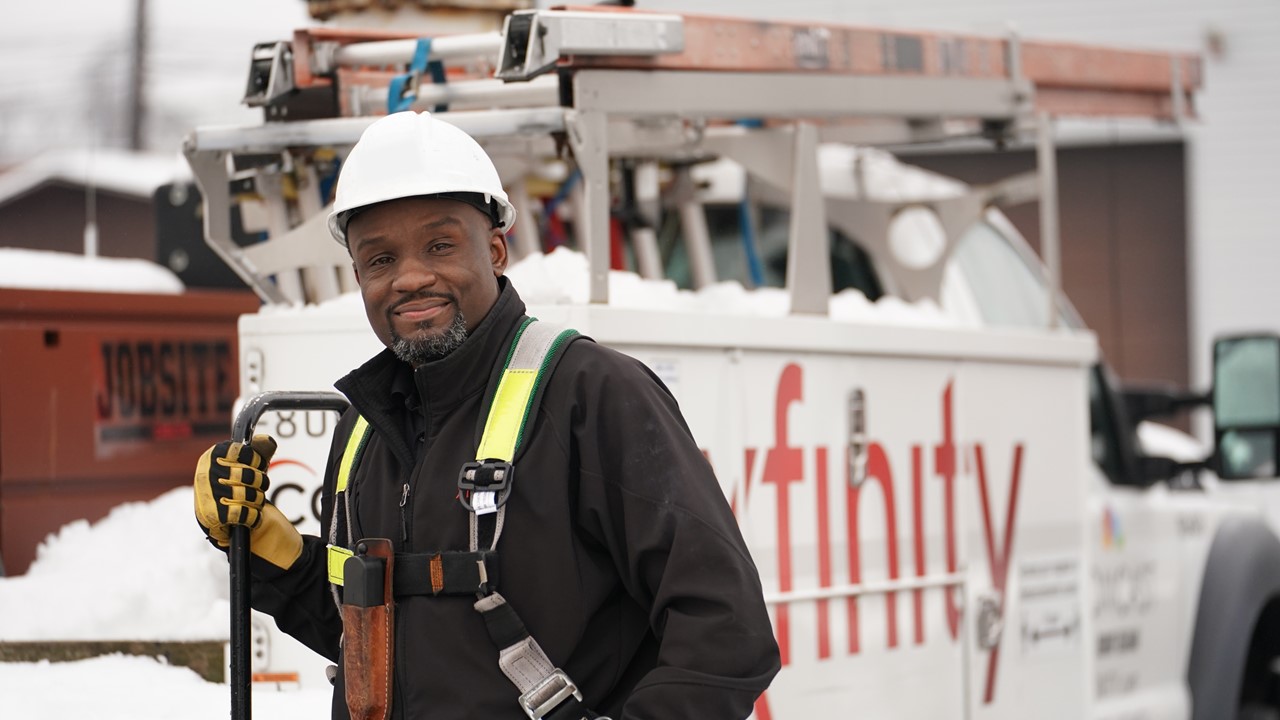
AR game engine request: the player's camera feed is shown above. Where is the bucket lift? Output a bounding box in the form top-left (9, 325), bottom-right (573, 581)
top-left (184, 6), bottom-right (1200, 317)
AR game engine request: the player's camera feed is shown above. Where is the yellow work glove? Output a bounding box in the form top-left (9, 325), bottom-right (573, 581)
top-left (193, 434), bottom-right (302, 572)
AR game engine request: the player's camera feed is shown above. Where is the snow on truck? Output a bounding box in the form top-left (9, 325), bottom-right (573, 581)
top-left (184, 7), bottom-right (1280, 719)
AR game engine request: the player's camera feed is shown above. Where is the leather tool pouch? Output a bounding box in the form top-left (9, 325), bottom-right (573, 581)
top-left (342, 538), bottom-right (395, 720)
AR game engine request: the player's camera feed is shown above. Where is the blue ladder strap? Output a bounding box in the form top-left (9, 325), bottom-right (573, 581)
top-left (735, 119), bottom-right (767, 287)
top-left (387, 37), bottom-right (448, 114)
top-left (427, 53), bottom-right (447, 113)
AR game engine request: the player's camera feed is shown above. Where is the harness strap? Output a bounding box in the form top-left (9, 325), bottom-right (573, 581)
top-left (475, 593), bottom-right (596, 720)
top-left (326, 318), bottom-right (596, 720)
top-left (328, 415), bottom-right (372, 607)
top-left (336, 415), bottom-right (371, 494)
top-left (460, 319), bottom-right (596, 720)
top-left (394, 551), bottom-right (499, 596)
top-left (465, 319), bottom-right (593, 717)
top-left (328, 549), bottom-right (499, 596)
top-left (466, 318), bottom-right (580, 554)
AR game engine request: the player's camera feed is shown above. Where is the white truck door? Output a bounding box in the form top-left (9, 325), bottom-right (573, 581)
top-left (616, 318), bottom-right (1095, 719)
top-left (627, 339), bottom-right (972, 718)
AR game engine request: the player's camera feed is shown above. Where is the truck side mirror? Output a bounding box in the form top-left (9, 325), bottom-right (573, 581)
top-left (1122, 383), bottom-right (1207, 424)
top-left (1213, 334), bottom-right (1280, 479)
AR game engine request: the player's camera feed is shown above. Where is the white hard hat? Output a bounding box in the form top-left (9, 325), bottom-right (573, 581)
top-left (327, 111), bottom-right (516, 246)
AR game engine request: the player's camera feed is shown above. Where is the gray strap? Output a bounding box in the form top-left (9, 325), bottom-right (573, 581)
top-left (508, 319), bottom-right (567, 370)
top-left (474, 593), bottom-right (588, 720)
top-left (327, 490), bottom-right (354, 610)
top-left (469, 504), bottom-right (508, 553)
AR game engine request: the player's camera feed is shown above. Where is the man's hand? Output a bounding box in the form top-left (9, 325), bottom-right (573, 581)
top-left (194, 435), bottom-right (302, 571)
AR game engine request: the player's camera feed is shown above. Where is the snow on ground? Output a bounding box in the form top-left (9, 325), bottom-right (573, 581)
top-left (0, 488), bottom-right (331, 718)
top-left (1, 654), bottom-right (330, 720)
top-left (0, 488), bottom-right (226, 642)
top-left (0, 248), bottom-right (185, 294)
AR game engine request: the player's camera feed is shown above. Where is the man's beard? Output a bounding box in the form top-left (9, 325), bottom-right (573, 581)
top-left (390, 309), bottom-right (468, 366)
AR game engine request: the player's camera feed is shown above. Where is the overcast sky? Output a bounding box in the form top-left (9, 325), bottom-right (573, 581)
top-left (0, 0), bottom-right (312, 164)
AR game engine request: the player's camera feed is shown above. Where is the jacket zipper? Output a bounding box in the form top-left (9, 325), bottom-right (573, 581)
top-left (398, 482), bottom-right (410, 544)
top-left (392, 477), bottom-right (410, 720)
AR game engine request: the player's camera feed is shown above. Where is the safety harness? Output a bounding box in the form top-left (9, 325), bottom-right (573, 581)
top-left (325, 318), bottom-right (600, 720)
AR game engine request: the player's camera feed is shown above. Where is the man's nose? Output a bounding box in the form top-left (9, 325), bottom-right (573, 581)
top-left (391, 255), bottom-right (438, 292)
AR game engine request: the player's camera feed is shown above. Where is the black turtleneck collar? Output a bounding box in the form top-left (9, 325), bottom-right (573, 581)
top-left (335, 276), bottom-right (527, 468)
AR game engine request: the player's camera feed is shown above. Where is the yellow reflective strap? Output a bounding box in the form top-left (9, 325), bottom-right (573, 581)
top-left (329, 416), bottom-right (369, 590)
top-left (327, 544), bottom-right (353, 586)
top-left (475, 369), bottom-right (538, 462)
top-left (336, 415), bottom-right (370, 493)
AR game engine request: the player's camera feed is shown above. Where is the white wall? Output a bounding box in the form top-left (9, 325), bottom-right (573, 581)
top-left (612, 0), bottom-right (1280, 400)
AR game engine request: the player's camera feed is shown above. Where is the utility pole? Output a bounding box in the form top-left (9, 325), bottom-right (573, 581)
top-left (127, 0), bottom-right (148, 150)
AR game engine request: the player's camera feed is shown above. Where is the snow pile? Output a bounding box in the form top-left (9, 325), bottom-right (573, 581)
top-left (0, 490), bottom-right (331, 718)
top-left (507, 246), bottom-right (953, 325)
top-left (0, 248), bottom-right (185, 294)
top-left (0, 488), bottom-right (228, 641)
top-left (506, 247), bottom-right (792, 316)
top-left (258, 284), bottom-right (367, 318)
top-left (258, 243), bottom-right (952, 327)
top-left (1138, 420), bottom-right (1209, 463)
top-left (1, 655), bottom-right (330, 720)
top-left (827, 145), bottom-right (968, 201)
top-left (831, 288), bottom-right (950, 326)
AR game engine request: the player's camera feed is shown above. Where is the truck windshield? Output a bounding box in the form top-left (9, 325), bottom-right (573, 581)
top-left (945, 219), bottom-right (1083, 330)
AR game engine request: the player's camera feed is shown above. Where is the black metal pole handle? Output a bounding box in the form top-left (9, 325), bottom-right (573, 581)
top-left (229, 391), bottom-right (351, 720)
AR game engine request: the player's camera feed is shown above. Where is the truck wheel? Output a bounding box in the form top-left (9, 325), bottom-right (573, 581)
top-left (1239, 599), bottom-right (1280, 720)
top-left (1239, 704), bottom-right (1279, 720)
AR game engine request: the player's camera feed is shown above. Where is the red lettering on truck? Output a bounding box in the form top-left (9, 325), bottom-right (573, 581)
top-left (737, 365), bottom-right (1026, 705)
top-left (934, 381), bottom-right (962, 640)
top-left (762, 363), bottom-right (804, 666)
top-left (846, 442), bottom-right (900, 653)
top-left (975, 442), bottom-right (1024, 704)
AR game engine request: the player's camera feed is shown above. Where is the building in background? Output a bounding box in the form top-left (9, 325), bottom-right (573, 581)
top-left (0, 149), bottom-right (249, 290)
top-left (0, 150), bottom-right (182, 260)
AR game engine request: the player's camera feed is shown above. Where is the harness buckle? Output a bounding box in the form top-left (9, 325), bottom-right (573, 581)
top-left (518, 668), bottom-right (584, 720)
top-left (458, 460), bottom-right (514, 512)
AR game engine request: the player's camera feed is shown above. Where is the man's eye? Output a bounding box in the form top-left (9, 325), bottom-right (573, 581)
top-left (368, 255), bottom-right (393, 267)
top-left (429, 241), bottom-right (453, 253)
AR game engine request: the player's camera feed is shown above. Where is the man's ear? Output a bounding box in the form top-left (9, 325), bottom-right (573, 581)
top-left (351, 262), bottom-right (362, 285)
top-left (490, 229), bottom-right (509, 275)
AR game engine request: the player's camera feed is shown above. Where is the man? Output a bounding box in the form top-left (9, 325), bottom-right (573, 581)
top-left (194, 111), bottom-right (780, 719)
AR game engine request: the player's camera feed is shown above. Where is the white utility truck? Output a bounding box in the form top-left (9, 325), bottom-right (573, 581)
top-left (185, 7), bottom-right (1280, 719)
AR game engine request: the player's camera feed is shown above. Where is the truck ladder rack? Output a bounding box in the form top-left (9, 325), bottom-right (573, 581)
top-left (186, 6), bottom-right (1202, 312)
top-left (523, 6), bottom-right (1199, 121)
top-left (260, 7), bottom-right (1197, 122)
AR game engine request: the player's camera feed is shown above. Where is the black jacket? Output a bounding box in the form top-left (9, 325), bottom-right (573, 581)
top-left (251, 279), bottom-right (780, 719)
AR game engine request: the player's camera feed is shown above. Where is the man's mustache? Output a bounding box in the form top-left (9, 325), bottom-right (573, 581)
top-left (389, 292), bottom-right (457, 315)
